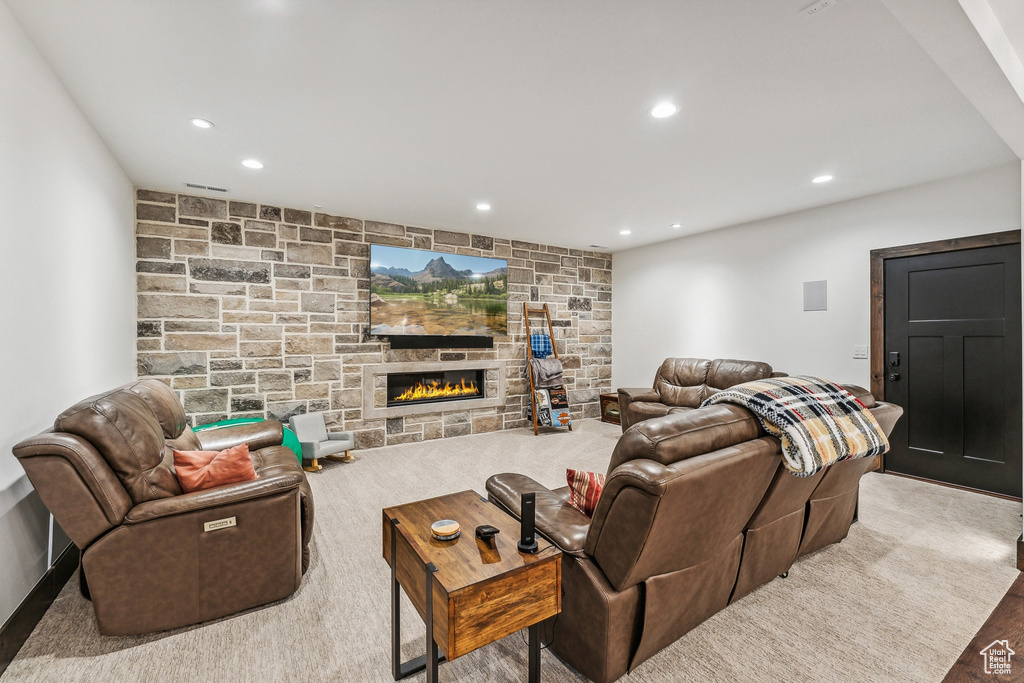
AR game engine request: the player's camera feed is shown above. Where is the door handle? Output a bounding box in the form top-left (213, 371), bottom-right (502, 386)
top-left (888, 373), bottom-right (900, 381)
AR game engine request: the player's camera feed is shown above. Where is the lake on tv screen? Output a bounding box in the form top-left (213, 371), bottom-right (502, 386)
top-left (369, 246), bottom-right (508, 336)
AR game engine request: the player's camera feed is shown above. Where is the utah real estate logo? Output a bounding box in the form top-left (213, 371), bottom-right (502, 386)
top-left (979, 640), bottom-right (1014, 676)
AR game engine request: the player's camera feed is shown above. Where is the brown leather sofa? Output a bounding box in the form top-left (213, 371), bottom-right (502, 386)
top-left (12, 379), bottom-right (314, 636)
top-left (617, 357), bottom-right (775, 431)
top-left (486, 385), bottom-right (901, 683)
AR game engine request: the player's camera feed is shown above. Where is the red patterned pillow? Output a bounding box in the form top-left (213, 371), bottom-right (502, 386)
top-left (566, 469), bottom-right (606, 517)
top-left (173, 442), bottom-right (257, 493)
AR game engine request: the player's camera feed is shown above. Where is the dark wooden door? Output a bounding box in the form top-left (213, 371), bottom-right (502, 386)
top-left (884, 243), bottom-right (1022, 498)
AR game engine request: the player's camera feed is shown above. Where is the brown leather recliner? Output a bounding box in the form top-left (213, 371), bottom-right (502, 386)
top-left (12, 379), bottom-right (314, 636)
top-left (486, 386), bottom-right (901, 683)
top-left (617, 358), bottom-right (775, 431)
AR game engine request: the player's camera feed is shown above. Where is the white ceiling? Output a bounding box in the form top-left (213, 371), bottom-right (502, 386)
top-left (5, 0), bottom-right (1020, 251)
top-left (989, 0), bottom-right (1024, 56)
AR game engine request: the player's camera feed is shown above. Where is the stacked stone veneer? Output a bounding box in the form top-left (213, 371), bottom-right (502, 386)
top-left (134, 189), bottom-right (612, 448)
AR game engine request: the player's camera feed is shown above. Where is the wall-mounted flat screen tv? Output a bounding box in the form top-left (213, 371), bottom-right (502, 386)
top-left (369, 244), bottom-right (508, 337)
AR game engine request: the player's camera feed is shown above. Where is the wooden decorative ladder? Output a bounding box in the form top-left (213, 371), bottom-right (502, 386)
top-left (524, 302), bottom-right (572, 435)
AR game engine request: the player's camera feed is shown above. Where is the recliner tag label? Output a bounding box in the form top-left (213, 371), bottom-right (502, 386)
top-left (204, 517), bottom-right (236, 532)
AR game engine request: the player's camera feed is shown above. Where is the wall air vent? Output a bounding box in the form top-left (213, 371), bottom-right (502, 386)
top-left (589, 244), bottom-right (610, 249)
top-left (184, 182), bottom-right (229, 193)
top-left (801, 0), bottom-right (839, 17)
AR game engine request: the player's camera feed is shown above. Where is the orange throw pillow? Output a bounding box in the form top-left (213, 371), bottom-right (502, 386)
top-left (173, 442), bottom-right (257, 493)
top-left (566, 469), bottom-right (606, 517)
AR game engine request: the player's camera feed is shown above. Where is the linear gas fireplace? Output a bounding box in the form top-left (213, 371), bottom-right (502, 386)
top-left (387, 369), bottom-right (484, 407)
top-left (363, 360), bottom-right (506, 419)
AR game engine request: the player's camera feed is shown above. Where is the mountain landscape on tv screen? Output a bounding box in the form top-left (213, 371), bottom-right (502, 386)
top-left (369, 249), bottom-right (508, 336)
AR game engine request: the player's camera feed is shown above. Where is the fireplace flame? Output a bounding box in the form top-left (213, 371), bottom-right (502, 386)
top-left (394, 378), bottom-right (480, 402)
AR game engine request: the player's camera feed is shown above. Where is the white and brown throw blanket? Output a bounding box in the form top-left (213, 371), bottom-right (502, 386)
top-left (701, 376), bottom-right (889, 476)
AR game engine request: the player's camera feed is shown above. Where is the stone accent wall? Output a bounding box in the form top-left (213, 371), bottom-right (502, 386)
top-left (134, 189), bottom-right (612, 448)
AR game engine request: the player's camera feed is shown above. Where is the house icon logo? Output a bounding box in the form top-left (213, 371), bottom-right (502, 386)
top-left (980, 640), bottom-right (1015, 675)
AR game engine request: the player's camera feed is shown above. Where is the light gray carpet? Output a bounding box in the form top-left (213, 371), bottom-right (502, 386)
top-left (3, 419), bottom-right (1021, 682)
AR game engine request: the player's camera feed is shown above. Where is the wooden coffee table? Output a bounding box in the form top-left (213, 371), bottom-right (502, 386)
top-left (382, 490), bottom-right (561, 682)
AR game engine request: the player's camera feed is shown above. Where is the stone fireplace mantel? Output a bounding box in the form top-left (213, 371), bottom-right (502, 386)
top-left (362, 360), bottom-right (506, 420)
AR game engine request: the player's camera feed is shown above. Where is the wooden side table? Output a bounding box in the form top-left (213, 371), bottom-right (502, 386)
top-left (599, 392), bottom-right (621, 425)
top-left (382, 490), bottom-right (561, 682)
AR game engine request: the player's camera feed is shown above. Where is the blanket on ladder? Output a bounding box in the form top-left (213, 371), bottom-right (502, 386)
top-left (701, 376), bottom-right (889, 476)
top-left (530, 357), bottom-right (564, 389)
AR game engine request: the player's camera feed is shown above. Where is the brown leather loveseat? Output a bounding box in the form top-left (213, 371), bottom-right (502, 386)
top-left (486, 385), bottom-right (901, 683)
top-left (13, 379), bottom-right (314, 636)
top-left (617, 357), bottom-right (775, 430)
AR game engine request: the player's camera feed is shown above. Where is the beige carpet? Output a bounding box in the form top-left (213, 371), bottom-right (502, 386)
top-left (3, 419), bottom-right (1021, 682)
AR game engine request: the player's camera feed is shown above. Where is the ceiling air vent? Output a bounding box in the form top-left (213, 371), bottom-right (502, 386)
top-left (589, 244), bottom-right (610, 249)
top-left (184, 182), bottom-right (229, 193)
top-left (801, 0), bottom-right (839, 17)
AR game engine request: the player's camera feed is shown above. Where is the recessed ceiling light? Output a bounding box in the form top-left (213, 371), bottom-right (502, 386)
top-left (190, 118), bottom-right (213, 129)
top-left (476, 203), bottom-right (491, 211)
top-left (619, 229), bottom-right (632, 236)
top-left (650, 102), bottom-right (679, 118)
top-left (671, 223), bottom-right (682, 229)
top-left (241, 159), bottom-right (264, 169)
top-left (812, 174), bottom-right (834, 184)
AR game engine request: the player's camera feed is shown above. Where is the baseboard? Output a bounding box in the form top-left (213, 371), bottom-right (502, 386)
top-left (0, 544), bottom-right (77, 677)
top-left (881, 471), bottom-right (1022, 502)
top-left (1017, 534), bottom-right (1023, 572)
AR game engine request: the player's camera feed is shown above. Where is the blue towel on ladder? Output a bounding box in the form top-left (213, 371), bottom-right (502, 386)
top-left (530, 334), bottom-right (553, 359)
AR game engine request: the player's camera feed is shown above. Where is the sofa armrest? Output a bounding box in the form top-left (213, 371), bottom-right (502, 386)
top-left (125, 469), bottom-right (303, 524)
top-left (606, 404), bottom-right (761, 472)
top-left (196, 420), bottom-right (284, 452)
top-left (617, 387), bottom-right (659, 403)
top-left (617, 388), bottom-right (662, 431)
top-left (869, 401), bottom-right (903, 439)
top-left (486, 473), bottom-right (552, 515)
top-left (836, 385), bottom-right (904, 439)
top-left (298, 441), bottom-right (317, 460)
top-left (249, 445), bottom-right (316, 566)
top-left (486, 473), bottom-right (591, 556)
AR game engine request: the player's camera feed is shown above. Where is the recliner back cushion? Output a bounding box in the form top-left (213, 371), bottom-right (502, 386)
top-left (55, 389), bottom-right (182, 504)
top-left (588, 438), bottom-right (779, 591)
top-left (166, 426), bottom-right (202, 452)
top-left (124, 379), bottom-right (188, 438)
top-left (607, 404), bottom-right (762, 473)
top-left (702, 359), bottom-right (773, 402)
top-left (654, 358), bottom-right (711, 407)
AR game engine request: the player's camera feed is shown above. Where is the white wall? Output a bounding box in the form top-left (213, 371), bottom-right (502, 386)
top-left (612, 163), bottom-right (1021, 389)
top-left (0, 1), bottom-right (134, 624)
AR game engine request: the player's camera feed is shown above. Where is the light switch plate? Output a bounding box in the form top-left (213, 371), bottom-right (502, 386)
top-left (852, 345), bottom-right (868, 359)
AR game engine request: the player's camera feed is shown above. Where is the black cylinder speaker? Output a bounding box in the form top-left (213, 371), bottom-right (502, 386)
top-left (518, 492), bottom-right (538, 554)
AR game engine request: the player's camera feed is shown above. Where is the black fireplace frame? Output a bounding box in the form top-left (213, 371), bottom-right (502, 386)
top-left (386, 369), bottom-right (486, 408)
